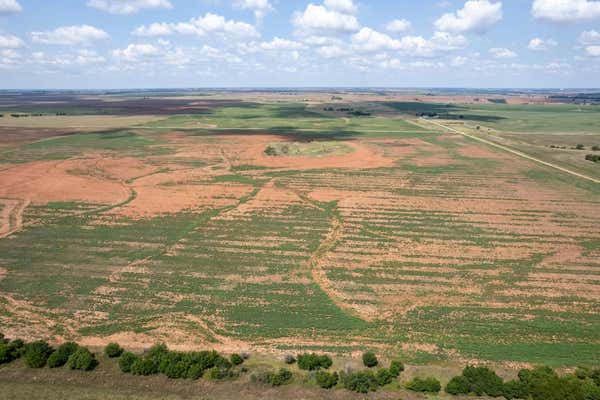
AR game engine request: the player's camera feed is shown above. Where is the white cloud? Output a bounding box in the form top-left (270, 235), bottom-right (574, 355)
top-left (0, 0), bottom-right (21, 15)
top-left (532, 0), bottom-right (600, 22)
top-left (259, 37), bottom-right (305, 51)
top-left (31, 25), bottom-right (109, 46)
top-left (528, 38), bottom-right (557, 51)
top-left (489, 47), bottom-right (517, 58)
top-left (435, 0), bottom-right (502, 34)
top-left (133, 13), bottom-right (260, 39)
top-left (87, 0), bottom-right (172, 15)
top-left (293, 3), bottom-right (360, 35)
top-left (450, 55), bottom-right (468, 66)
top-left (113, 43), bottom-right (160, 61)
top-left (386, 19), bottom-right (411, 33)
top-left (580, 30), bottom-right (600, 45)
top-left (351, 27), bottom-right (466, 57)
top-left (323, 0), bottom-right (357, 14)
top-left (74, 49), bottom-right (106, 65)
top-left (233, 0), bottom-right (273, 21)
top-left (316, 44), bottom-right (348, 58)
top-left (0, 33), bottom-right (23, 48)
top-left (586, 45), bottom-right (600, 56)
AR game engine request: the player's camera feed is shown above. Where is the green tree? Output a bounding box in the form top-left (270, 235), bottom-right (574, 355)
top-left (362, 351), bottom-right (378, 368)
top-left (104, 343), bottom-right (124, 358)
top-left (66, 347), bottom-right (98, 371)
top-left (23, 341), bottom-right (53, 368)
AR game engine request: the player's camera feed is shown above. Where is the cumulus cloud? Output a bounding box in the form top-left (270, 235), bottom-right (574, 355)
top-left (133, 13), bottom-right (260, 39)
top-left (293, 3), bottom-right (360, 35)
top-left (386, 19), bottom-right (411, 34)
top-left (323, 0), bottom-right (357, 14)
top-left (31, 25), bottom-right (109, 46)
top-left (528, 38), bottom-right (557, 51)
top-left (113, 43), bottom-right (160, 61)
top-left (258, 37), bottom-right (305, 51)
top-left (532, 0), bottom-right (600, 22)
top-left (580, 30), bottom-right (600, 45)
top-left (586, 46), bottom-right (600, 56)
top-left (0, 0), bottom-right (21, 15)
top-left (233, 0), bottom-right (273, 21)
top-left (0, 33), bottom-right (23, 48)
top-left (87, 0), bottom-right (172, 15)
top-left (351, 27), bottom-right (466, 57)
top-left (489, 47), bottom-right (517, 58)
top-left (435, 0), bottom-right (502, 34)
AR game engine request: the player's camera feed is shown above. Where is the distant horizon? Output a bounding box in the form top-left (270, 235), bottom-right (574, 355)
top-left (2, 87), bottom-right (600, 92)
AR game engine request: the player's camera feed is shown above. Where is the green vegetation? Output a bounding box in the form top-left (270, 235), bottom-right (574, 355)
top-left (47, 342), bottom-right (79, 368)
top-left (340, 370), bottom-right (379, 393)
top-left (314, 370), bottom-right (339, 389)
top-left (264, 141), bottom-right (353, 157)
top-left (104, 343), bottom-right (124, 358)
top-left (66, 347), bottom-right (98, 371)
top-left (251, 368), bottom-right (293, 386)
top-left (23, 341), bottom-right (53, 368)
top-left (405, 377), bottom-right (441, 393)
top-left (362, 351), bottom-right (378, 368)
top-left (445, 366), bottom-right (504, 396)
top-left (297, 353), bottom-right (332, 371)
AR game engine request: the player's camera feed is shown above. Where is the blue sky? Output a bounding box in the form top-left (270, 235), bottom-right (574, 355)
top-left (1, 0), bottom-right (600, 88)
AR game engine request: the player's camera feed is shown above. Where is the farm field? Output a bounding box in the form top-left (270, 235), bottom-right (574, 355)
top-left (0, 91), bottom-right (599, 371)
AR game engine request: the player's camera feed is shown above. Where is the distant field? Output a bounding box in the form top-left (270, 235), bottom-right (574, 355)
top-left (0, 97), bottom-right (599, 368)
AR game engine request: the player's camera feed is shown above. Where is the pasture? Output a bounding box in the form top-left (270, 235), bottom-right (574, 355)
top-left (0, 94), bottom-right (599, 368)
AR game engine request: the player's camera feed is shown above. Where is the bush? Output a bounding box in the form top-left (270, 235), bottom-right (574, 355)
top-left (230, 353), bottom-right (244, 366)
top-left (446, 375), bottom-right (471, 395)
top-left (24, 341), bottom-right (53, 368)
top-left (252, 368), bottom-right (293, 386)
top-left (119, 352), bottom-right (138, 373)
top-left (593, 145), bottom-right (600, 151)
top-left (586, 154), bottom-right (600, 162)
top-left (315, 370), bottom-right (338, 389)
top-left (297, 353), bottom-right (332, 371)
top-left (341, 370), bottom-right (379, 393)
top-left (187, 363), bottom-right (205, 380)
top-left (104, 343), bottom-right (123, 358)
top-left (376, 368), bottom-right (395, 386)
top-left (405, 377), bottom-right (441, 393)
top-left (362, 351), bottom-right (378, 368)
top-left (66, 347), bottom-right (98, 371)
top-left (503, 379), bottom-right (529, 400)
top-left (207, 365), bottom-right (236, 380)
top-left (461, 365), bottom-right (505, 397)
top-left (131, 357), bottom-right (159, 376)
top-left (284, 354), bottom-right (296, 364)
top-left (47, 342), bottom-right (79, 368)
top-left (160, 352), bottom-right (190, 379)
top-left (0, 339), bottom-right (25, 365)
top-left (389, 360), bottom-right (404, 377)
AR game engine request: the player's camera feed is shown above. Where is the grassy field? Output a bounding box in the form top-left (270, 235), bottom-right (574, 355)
top-left (0, 97), bottom-right (599, 370)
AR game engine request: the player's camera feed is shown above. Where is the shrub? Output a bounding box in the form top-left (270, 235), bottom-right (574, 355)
top-left (119, 352), bottom-right (138, 373)
top-left (104, 343), bottom-right (123, 358)
top-left (66, 347), bottom-right (98, 371)
top-left (389, 360), bottom-right (404, 377)
top-left (340, 370), bottom-right (379, 393)
top-left (445, 375), bottom-right (471, 395)
top-left (586, 154), bottom-right (600, 162)
top-left (362, 351), bottom-right (378, 368)
top-left (284, 354), bottom-right (296, 364)
top-left (24, 341), bottom-right (53, 368)
top-left (376, 368), bottom-right (395, 386)
top-left (147, 343), bottom-right (169, 361)
top-left (461, 365), bottom-right (505, 397)
top-left (47, 342), bottom-right (79, 368)
top-left (160, 353), bottom-right (190, 379)
top-left (0, 339), bottom-right (25, 365)
top-left (576, 144), bottom-right (585, 150)
top-left (187, 363), bottom-right (205, 380)
top-left (297, 353), bottom-right (332, 371)
top-left (405, 377), bottom-right (441, 393)
top-left (131, 357), bottom-right (159, 376)
top-left (593, 145), bottom-right (600, 151)
top-left (207, 366), bottom-right (236, 380)
top-left (502, 379), bottom-right (529, 400)
top-left (315, 370), bottom-right (338, 389)
top-left (230, 353), bottom-right (244, 366)
top-left (252, 368), bottom-right (292, 386)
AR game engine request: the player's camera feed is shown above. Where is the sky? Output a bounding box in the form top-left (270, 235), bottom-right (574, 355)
top-left (1, 0), bottom-right (600, 89)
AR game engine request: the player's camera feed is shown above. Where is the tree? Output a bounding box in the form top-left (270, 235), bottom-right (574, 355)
top-left (462, 365), bottom-right (504, 397)
top-left (66, 347), bottom-right (98, 371)
top-left (341, 370), bottom-right (379, 393)
top-left (445, 375), bottom-right (470, 395)
top-left (376, 368), bottom-right (394, 386)
top-left (24, 341), bottom-right (53, 368)
top-left (104, 343), bottom-right (124, 358)
top-left (362, 351), bottom-right (378, 368)
top-left (405, 377), bottom-right (441, 393)
top-left (131, 357), bottom-right (159, 376)
top-left (119, 352), bottom-right (138, 373)
top-left (315, 370), bottom-right (338, 389)
top-left (297, 353), bottom-right (332, 371)
top-left (0, 339), bottom-right (25, 365)
top-left (389, 360), bottom-right (404, 377)
top-left (47, 342), bottom-right (79, 368)
top-left (251, 368), bottom-right (293, 386)
top-left (284, 354), bottom-right (296, 364)
top-left (230, 353), bottom-right (244, 366)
